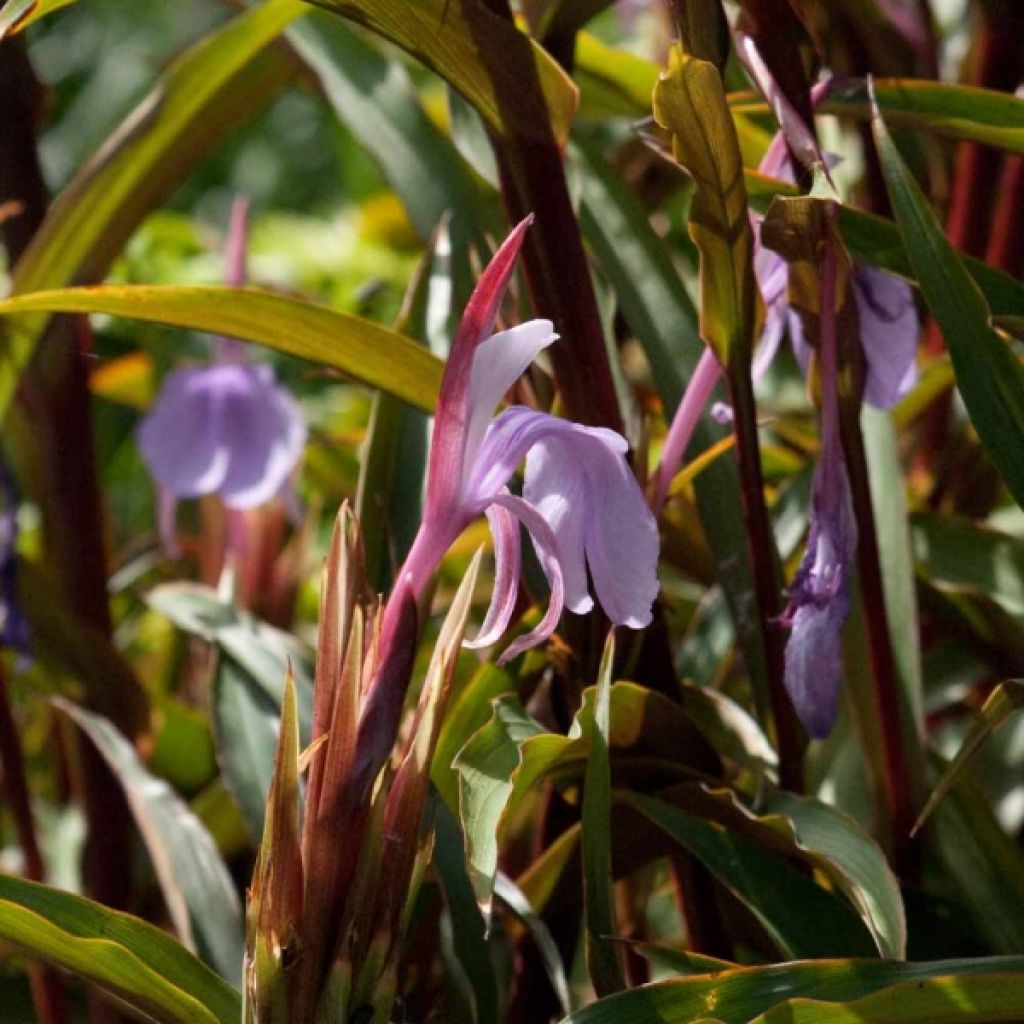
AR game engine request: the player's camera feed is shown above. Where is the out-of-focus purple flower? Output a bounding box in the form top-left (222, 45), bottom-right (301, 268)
top-left (396, 216), bottom-right (660, 663)
top-left (136, 199), bottom-right (306, 555)
top-left (779, 243), bottom-right (856, 739)
top-left (0, 464), bottom-right (30, 658)
top-left (751, 115), bottom-right (919, 409)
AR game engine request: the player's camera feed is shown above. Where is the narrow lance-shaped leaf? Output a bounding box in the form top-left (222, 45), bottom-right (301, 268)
top-left (913, 679), bottom-right (1024, 835)
top-left (306, 0), bottom-right (578, 147)
top-left (557, 955), bottom-right (1024, 1024)
top-left (581, 633), bottom-right (626, 997)
top-left (871, 90), bottom-right (1024, 509)
top-left (0, 0), bottom-right (74, 39)
top-left (57, 699), bottom-right (245, 987)
top-left (0, 875), bottom-right (240, 1024)
top-left (0, 285), bottom-right (443, 414)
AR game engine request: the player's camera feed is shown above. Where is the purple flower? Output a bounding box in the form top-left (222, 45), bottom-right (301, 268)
top-left (136, 199), bottom-right (306, 555)
top-left (778, 242), bottom-right (857, 739)
top-left (395, 216), bottom-right (659, 663)
top-left (752, 124), bottom-right (919, 409)
top-left (0, 463), bottom-right (30, 658)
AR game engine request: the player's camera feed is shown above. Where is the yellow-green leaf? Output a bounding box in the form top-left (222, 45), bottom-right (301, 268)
top-left (0, 285), bottom-right (443, 413)
top-left (652, 45), bottom-right (757, 369)
top-left (307, 0), bottom-right (578, 147)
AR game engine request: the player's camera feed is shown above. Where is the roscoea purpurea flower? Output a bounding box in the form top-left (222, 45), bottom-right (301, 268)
top-left (395, 214), bottom-right (660, 664)
top-left (136, 198), bottom-right (306, 555)
top-left (751, 107), bottom-right (920, 410)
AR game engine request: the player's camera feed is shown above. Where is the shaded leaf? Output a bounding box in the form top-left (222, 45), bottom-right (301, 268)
top-left (914, 679), bottom-right (1024, 834)
top-left (57, 700), bottom-right (245, 986)
top-left (582, 634), bottom-right (626, 996)
top-left (872, 97), bottom-right (1024, 508)
top-left (624, 792), bottom-right (875, 959)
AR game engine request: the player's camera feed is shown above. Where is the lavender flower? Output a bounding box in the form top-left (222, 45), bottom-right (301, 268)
top-left (752, 129), bottom-right (919, 409)
top-left (0, 463), bottom-right (30, 658)
top-left (137, 199), bottom-right (306, 555)
top-left (394, 216), bottom-right (659, 663)
top-left (779, 242), bottom-right (858, 739)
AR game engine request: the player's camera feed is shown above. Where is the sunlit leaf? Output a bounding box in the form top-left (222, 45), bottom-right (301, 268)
top-left (559, 955), bottom-right (1024, 1024)
top-left (652, 46), bottom-right (757, 369)
top-left (0, 875), bottom-right (240, 1024)
top-left (306, 0), bottom-right (578, 147)
top-left (0, 0), bottom-right (73, 39)
top-left (0, 285), bottom-right (443, 413)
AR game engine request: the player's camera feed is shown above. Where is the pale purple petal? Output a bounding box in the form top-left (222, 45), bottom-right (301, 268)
top-left (782, 444), bottom-right (857, 739)
top-left (137, 363), bottom-right (305, 510)
top-left (218, 366), bottom-right (307, 508)
top-left (522, 438), bottom-right (593, 615)
top-left (783, 590), bottom-right (849, 739)
top-left (572, 439), bottom-right (660, 629)
top-left (467, 406), bottom-right (658, 631)
top-left (852, 266), bottom-right (919, 409)
top-left (488, 492), bottom-right (565, 665)
top-left (137, 367), bottom-right (232, 498)
top-left (463, 319), bottom-right (558, 482)
top-left (752, 227), bottom-right (790, 380)
top-left (425, 217), bottom-right (533, 520)
top-left (465, 501), bottom-right (523, 650)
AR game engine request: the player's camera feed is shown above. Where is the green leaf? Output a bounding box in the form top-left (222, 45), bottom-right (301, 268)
top-left (930, 769), bottom-right (1024, 953)
top-left (559, 956), bottom-right (1024, 1024)
top-left (751, 972), bottom-right (1024, 1023)
top-left (432, 663), bottom-right (514, 815)
top-left (652, 46), bottom-right (756, 369)
top-left (456, 695), bottom-right (545, 916)
top-left (307, 0), bottom-right (578, 146)
top-left (18, 557), bottom-right (149, 738)
top-left (0, 284), bottom-right (443, 413)
top-left (872, 98), bottom-right (1024, 508)
top-left (0, 0), bottom-right (304, 419)
top-left (911, 513), bottom-right (1024, 619)
top-left (57, 700), bottom-right (245, 986)
top-left (434, 800), bottom-right (501, 1024)
top-left (287, 13), bottom-right (496, 271)
top-left (758, 790), bottom-right (905, 959)
top-left (861, 408), bottom-right (926, 745)
top-left (582, 634), bottom-right (626, 997)
top-left (623, 792), bottom-right (875, 960)
top-left (0, 875), bottom-right (240, 1024)
top-left (915, 679), bottom-right (1024, 833)
top-left (147, 582), bottom-right (314, 840)
top-left (0, 0), bottom-right (73, 39)
top-left (823, 78), bottom-right (1024, 156)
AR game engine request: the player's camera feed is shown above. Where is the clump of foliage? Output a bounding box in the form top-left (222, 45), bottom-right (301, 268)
top-left (1, 1), bottom-right (1024, 1022)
